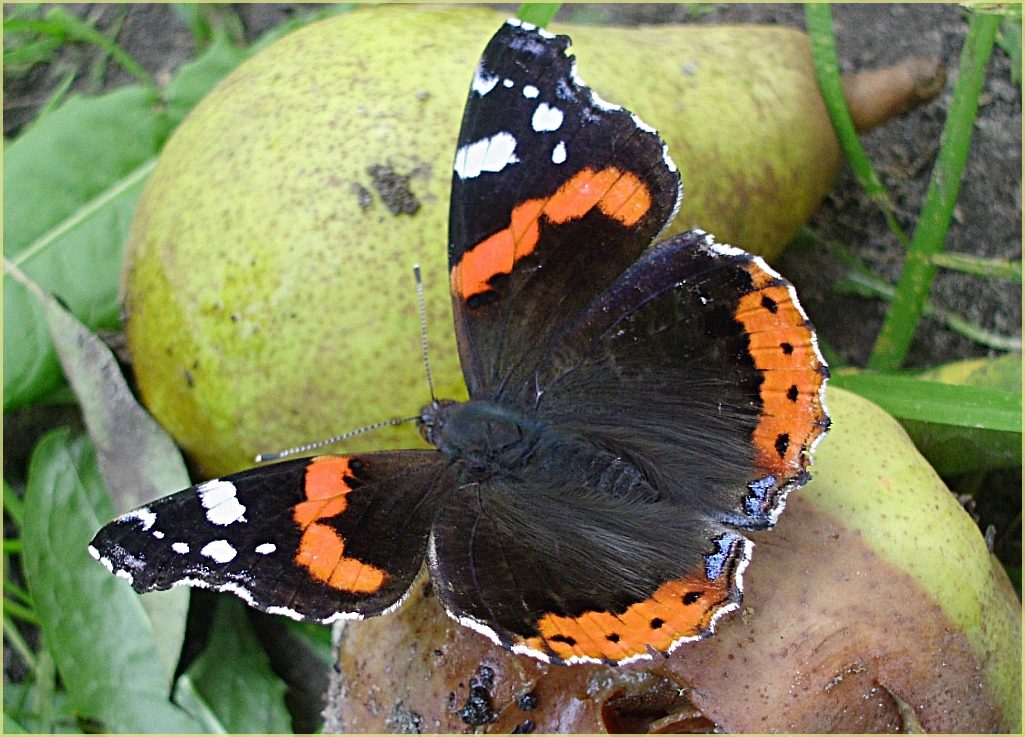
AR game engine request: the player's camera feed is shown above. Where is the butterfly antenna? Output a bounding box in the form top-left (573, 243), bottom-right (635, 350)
top-left (414, 264), bottom-right (438, 402)
top-left (255, 415), bottom-right (419, 463)
top-left (256, 266), bottom-right (436, 463)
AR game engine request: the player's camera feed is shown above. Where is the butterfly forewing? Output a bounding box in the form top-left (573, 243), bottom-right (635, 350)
top-left (90, 452), bottom-right (449, 623)
top-left (449, 20), bottom-right (681, 399)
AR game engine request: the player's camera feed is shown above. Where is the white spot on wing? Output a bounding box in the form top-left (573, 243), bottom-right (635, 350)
top-left (122, 507), bottom-right (156, 531)
top-left (115, 569), bottom-right (134, 585)
top-left (255, 543), bottom-right (276, 555)
top-left (503, 78), bottom-right (514, 88)
top-left (197, 479), bottom-right (247, 526)
top-left (200, 539), bottom-right (237, 564)
top-left (152, 530), bottom-right (164, 539)
top-left (552, 140), bottom-right (567, 164)
top-left (172, 542), bottom-right (190, 555)
top-left (471, 65), bottom-right (499, 96)
top-left (532, 102), bottom-right (564, 132)
top-left (454, 132), bottom-right (519, 179)
top-left (522, 84), bottom-right (539, 99)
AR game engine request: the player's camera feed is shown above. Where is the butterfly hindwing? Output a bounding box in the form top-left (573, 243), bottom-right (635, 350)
top-left (89, 451), bottom-right (450, 623)
top-left (426, 232), bottom-right (828, 664)
top-left (534, 230), bottom-right (830, 529)
top-left (449, 19), bottom-right (681, 399)
top-left (428, 449), bottom-right (751, 665)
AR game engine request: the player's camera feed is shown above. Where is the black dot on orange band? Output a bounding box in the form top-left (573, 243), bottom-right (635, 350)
top-left (341, 474), bottom-right (364, 489)
top-left (781, 342), bottom-right (794, 355)
top-left (787, 384), bottom-right (800, 402)
top-left (650, 617), bottom-right (665, 630)
top-left (466, 291), bottom-right (500, 310)
top-left (683, 591), bottom-right (702, 605)
top-left (775, 433), bottom-right (790, 458)
top-left (606, 633), bottom-right (621, 643)
top-left (761, 295), bottom-right (779, 313)
top-left (550, 634), bottom-right (576, 646)
top-left (348, 458), bottom-right (369, 477)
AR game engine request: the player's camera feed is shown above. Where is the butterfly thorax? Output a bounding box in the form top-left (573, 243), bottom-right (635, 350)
top-left (419, 398), bottom-right (661, 502)
top-left (419, 399), bottom-right (542, 476)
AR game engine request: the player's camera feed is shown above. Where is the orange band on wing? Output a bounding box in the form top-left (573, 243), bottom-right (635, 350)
top-left (452, 167), bottom-right (653, 302)
top-left (733, 264), bottom-right (828, 479)
top-left (292, 456), bottom-right (388, 594)
top-left (514, 575), bottom-right (731, 663)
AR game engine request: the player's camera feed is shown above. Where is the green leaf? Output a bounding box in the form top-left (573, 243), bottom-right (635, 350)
top-left (899, 355), bottom-right (1023, 475)
top-left (830, 371), bottom-right (1022, 433)
top-left (3, 712), bottom-right (28, 733)
top-left (4, 85), bottom-right (166, 411)
top-left (281, 619), bottom-right (334, 668)
top-left (21, 429), bottom-right (202, 733)
top-left (3, 678), bottom-right (84, 734)
top-left (20, 270), bottom-right (193, 679)
top-left (172, 676), bottom-right (229, 734)
top-left (183, 596), bottom-right (292, 733)
top-left (28, 265), bottom-right (193, 513)
top-left (162, 31), bottom-right (250, 128)
top-left (517, 4), bottom-right (562, 27)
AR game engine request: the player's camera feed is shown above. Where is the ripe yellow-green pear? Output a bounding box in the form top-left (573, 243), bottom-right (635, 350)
top-left (124, 5), bottom-right (848, 476)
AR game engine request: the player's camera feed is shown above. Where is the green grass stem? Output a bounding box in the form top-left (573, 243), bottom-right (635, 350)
top-left (930, 252), bottom-right (1023, 283)
top-left (805, 4), bottom-right (908, 248)
top-left (4, 6), bottom-right (155, 93)
top-left (837, 253), bottom-right (1022, 353)
top-left (868, 11), bottom-right (1001, 370)
top-left (3, 615), bottom-right (37, 672)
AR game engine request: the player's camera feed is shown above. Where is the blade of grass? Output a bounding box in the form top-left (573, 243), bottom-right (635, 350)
top-left (84, 6), bottom-right (128, 94)
top-left (929, 252), bottom-right (1022, 282)
top-left (868, 11), bottom-right (1002, 370)
top-left (2, 598), bottom-right (40, 625)
top-left (4, 480), bottom-right (25, 527)
top-left (3, 579), bottom-right (34, 606)
top-left (171, 4), bottom-right (245, 50)
top-left (3, 615), bottom-right (37, 671)
top-left (833, 243), bottom-right (1022, 352)
top-left (997, 15), bottom-right (1021, 84)
top-left (517, 4), bottom-right (562, 27)
top-left (4, 6), bottom-right (155, 92)
top-left (805, 4), bottom-right (908, 248)
top-left (29, 68), bottom-right (77, 128)
top-left (830, 371), bottom-right (1022, 432)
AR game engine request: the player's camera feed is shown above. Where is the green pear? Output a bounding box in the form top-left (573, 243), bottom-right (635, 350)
top-left (327, 388), bottom-right (1021, 733)
top-left (124, 5), bottom-right (851, 476)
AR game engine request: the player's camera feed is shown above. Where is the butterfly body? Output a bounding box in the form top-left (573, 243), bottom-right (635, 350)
top-left (90, 18), bottom-right (828, 665)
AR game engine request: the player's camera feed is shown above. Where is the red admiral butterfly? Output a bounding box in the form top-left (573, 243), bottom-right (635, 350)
top-left (90, 19), bottom-right (829, 666)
